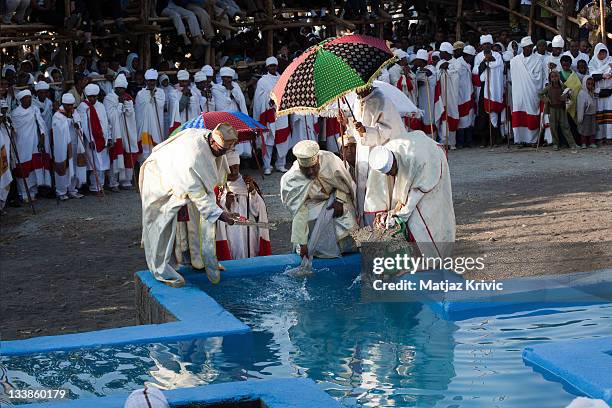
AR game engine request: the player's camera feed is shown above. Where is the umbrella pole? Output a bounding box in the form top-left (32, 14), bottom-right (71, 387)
top-left (251, 132), bottom-right (265, 180)
top-left (338, 99), bottom-right (347, 167)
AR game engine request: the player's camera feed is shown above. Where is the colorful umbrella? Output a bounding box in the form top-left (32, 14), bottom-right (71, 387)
top-left (170, 111), bottom-right (267, 142)
top-left (271, 34), bottom-right (395, 116)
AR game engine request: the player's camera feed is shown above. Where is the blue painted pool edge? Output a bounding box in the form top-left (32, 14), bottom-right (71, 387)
top-left (523, 337), bottom-right (612, 404)
top-left (21, 378), bottom-right (343, 408)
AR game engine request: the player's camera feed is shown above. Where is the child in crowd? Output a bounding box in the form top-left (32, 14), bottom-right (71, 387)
top-left (576, 75), bottom-right (598, 149)
top-left (539, 70), bottom-right (578, 150)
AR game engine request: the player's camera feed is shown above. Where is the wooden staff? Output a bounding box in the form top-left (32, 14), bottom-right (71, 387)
top-left (423, 70), bottom-right (435, 138)
top-left (3, 120), bottom-right (36, 214)
top-left (151, 89), bottom-right (165, 142)
top-left (486, 63), bottom-right (493, 149)
top-left (443, 71), bottom-right (450, 151)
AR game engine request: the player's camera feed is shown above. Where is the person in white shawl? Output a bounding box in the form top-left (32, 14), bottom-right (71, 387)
top-left (474, 34), bottom-right (505, 144)
top-left (434, 42), bottom-right (460, 149)
top-left (158, 74), bottom-right (174, 137)
top-left (33, 81), bottom-right (53, 134)
top-left (588, 43), bottom-right (612, 142)
top-left (136, 69), bottom-right (166, 160)
top-left (511, 37), bottom-right (547, 144)
top-left (10, 89), bottom-right (50, 201)
top-left (280, 140), bottom-right (357, 258)
top-left (369, 131), bottom-right (455, 259)
top-left (253, 57), bottom-right (291, 174)
top-left (78, 83), bottom-right (111, 195)
top-left (0, 100), bottom-right (13, 210)
top-left (389, 49), bottom-right (418, 105)
top-left (141, 123), bottom-right (238, 288)
top-left (454, 45), bottom-right (476, 148)
top-left (217, 150), bottom-right (272, 259)
top-left (213, 67), bottom-right (250, 157)
top-left (170, 70), bottom-right (202, 129)
top-left (104, 74), bottom-right (139, 190)
top-left (51, 93), bottom-right (87, 200)
top-left (413, 49), bottom-right (437, 137)
top-left (193, 70), bottom-right (215, 113)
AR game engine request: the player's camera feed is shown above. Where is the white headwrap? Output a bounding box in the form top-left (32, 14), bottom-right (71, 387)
top-left (84, 83), bottom-right (100, 96)
top-left (219, 67), bottom-right (235, 78)
top-left (194, 71), bottom-right (206, 83)
top-left (177, 69), bottom-right (190, 81)
top-left (114, 73), bottom-right (128, 88)
top-left (35, 81), bottom-right (50, 91)
top-left (552, 35), bottom-right (565, 48)
top-left (265, 56), bottom-right (278, 66)
top-left (226, 149), bottom-right (240, 166)
top-left (159, 74), bottom-right (169, 85)
top-left (369, 145), bottom-right (394, 174)
top-left (16, 90), bottom-right (31, 100)
top-left (439, 42), bottom-right (453, 54)
top-left (415, 49), bottom-right (429, 61)
top-left (145, 69), bottom-right (158, 80)
top-left (125, 53), bottom-right (139, 73)
top-left (61, 93), bottom-right (76, 104)
top-left (520, 36), bottom-right (534, 48)
top-left (463, 45), bottom-right (477, 56)
top-left (589, 43), bottom-right (612, 73)
top-left (480, 34), bottom-right (493, 45)
top-left (393, 49), bottom-right (408, 60)
top-left (201, 65), bottom-right (214, 77)
top-left (293, 140), bottom-right (319, 167)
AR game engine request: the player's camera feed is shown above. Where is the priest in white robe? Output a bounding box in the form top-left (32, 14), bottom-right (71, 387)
top-left (544, 35), bottom-right (565, 73)
top-left (455, 45), bottom-right (476, 147)
top-left (33, 81), bottom-right (53, 134)
top-left (389, 49), bottom-right (418, 105)
top-left (434, 42), bottom-right (460, 149)
top-left (136, 69), bottom-right (166, 160)
top-left (104, 74), bottom-right (139, 190)
top-left (280, 140), bottom-right (358, 258)
top-left (78, 83), bottom-right (111, 195)
top-left (51, 93), bottom-right (87, 200)
top-left (193, 70), bottom-right (215, 113)
top-left (588, 43), bottom-right (612, 141)
top-left (217, 150), bottom-right (272, 259)
top-left (253, 57), bottom-right (291, 175)
top-left (511, 37), bottom-right (547, 144)
top-left (413, 49), bottom-right (437, 137)
top-left (369, 131), bottom-right (455, 259)
top-left (170, 70), bottom-right (202, 130)
top-left (10, 89), bottom-right (49, 201)
top-left (212, 67), bottom-right (250, 157)
top-left (141, 123), bottom-right (238, 287)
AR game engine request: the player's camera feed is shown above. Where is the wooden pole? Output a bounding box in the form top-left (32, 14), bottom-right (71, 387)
top-left (64, 0), bottom-right (74, 81)
top-left (601, 0), bottom-right (608, 44)
top-left (265, 0), bottom-right (274, 56)
top-left (528, 0), bottom-right (536, 36)
top-left (456, 0), bottom-right (463, 40)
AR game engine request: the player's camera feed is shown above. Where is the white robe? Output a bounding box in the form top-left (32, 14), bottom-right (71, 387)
top-left (434, 59), bottom-right (460, 146)
top-left (212, 82), bottom-right (249, 156)
top-left (253, 74), bottom-right (291, 164)
top-left (51, 110), bottom-right (87, 192)
top-left (384, 132), bottom-right (455, 259)
top-left (415, 65), bottom-right (437, 136)
top-left (135, 87), bottom-right (166, 159)
top-left (170, 85), bottom-right (203, 126)
top-left (77, 100), bottom-right (111, 171)
top-left (104, 92), bottom-right (139, 180)
top-left (453, 56), bottom-right (475, 129)
top-left (10, 104), bottom-right (51, 187)
top-left (0, 122), bottom-right (12, 203)
top-left (289, 114), bottom-right (319, 147)
top-left (588, 43), bottom-right (612, 140)
top-left (32, 97), bottom-right (53, 134)
top-left (140, 128), bottom-right (225, 283)
top-left (389, 63), bottom-right (418, 105)
top-left (473, 51), bottom-right (505, 127)
top-left (510, 52), bottom-right (547, 144)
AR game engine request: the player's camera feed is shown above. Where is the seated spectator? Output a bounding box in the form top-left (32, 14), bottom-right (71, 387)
top-left (157, 0), bottom-right (208, 47)
top-left (2, 0), bottom-right (30, 24)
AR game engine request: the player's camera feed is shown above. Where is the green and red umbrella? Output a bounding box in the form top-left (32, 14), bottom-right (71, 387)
top-left (271, 34), bottom-right (395, 116)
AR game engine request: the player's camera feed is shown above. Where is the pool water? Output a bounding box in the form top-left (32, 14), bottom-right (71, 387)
top-left (3, 268), bottom-right (611, 407)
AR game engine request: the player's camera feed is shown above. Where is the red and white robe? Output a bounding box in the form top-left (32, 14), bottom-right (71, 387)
top-left (415, 65), bottom-right (437, 137)
top-left (434, 60), bottom-right (460, 147)
top-left (473, 51), bottom-right (505, 127)
top-left (135, 87), bottom-right (165, 160)
top-left (324, 117), bottom-right (341, 153)
top-left (104, 92), bottom-right (139, 188)
top-left (289, 114), bottom-right (320, 148)
top-left (389, 63), bottom-right (418, 129)
top-left (0, 121), bottom-right (12, 205)
top-left (10, 105), bottom-right (51, 198)
top-left (77, 100), bottom-right (111, 192)
top-left (252, 73), bottom-right (291, 170)
top-left (453, 56), bottom-right (476, 130)
top-left (510, 53), bottom-right (546, 144)
top-left (169, 85), bottom-right (203, 133)
top-left (217, 176), bottom-right (272, 260)
top-left (51, 110), bottom-right (87, 196)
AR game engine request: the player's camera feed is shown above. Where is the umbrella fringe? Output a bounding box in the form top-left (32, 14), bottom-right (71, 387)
top-left (273, 55), bottom-right (398, 118)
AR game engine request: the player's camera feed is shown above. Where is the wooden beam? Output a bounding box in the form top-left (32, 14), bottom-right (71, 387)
top-left (529, 0), bottom-right (536, 35)
top-left (456, 0), bottom-right (463, 40)
top-left (481, 0), bottom-right (530, 23)
top-left (600, 0), bottom-right (608, 44)
top-left (327, 14), bottom-right (356, 31)
top-left (534, 1), bottom-right (580, 26)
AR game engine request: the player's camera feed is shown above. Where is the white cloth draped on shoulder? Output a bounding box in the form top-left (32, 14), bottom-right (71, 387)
top-left (510, 53), bottom-right (547, 144)
top-left (588, 43), bottom-right (612, 140)
top-left (51, 110), bottom-right (87, 195)
top-left (434, 60), bottom-right (460, 147)
top-left (473, 51), bottom-right (505, 127)
top-left (135, 87), bottom-right (166, 159)
top-left (104, 92), bottom-right (139, 186)
top-left (0, 122), bottom-right (12, 204)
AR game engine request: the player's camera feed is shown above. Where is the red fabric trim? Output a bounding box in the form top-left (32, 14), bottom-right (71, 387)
top-left (177, 205), bottom-right (190, 222)
top-left (458, 97), bottom-right (475, 117)
top-left (168, 121), bottom-right (181, 135)
top-left (325, 118), bottom-right (340, 137)
top-left (13, 153), bottom-right (50, 178)
top-left (512, 111), bottom-right (540, 130)
top-left (274, 126), bottom-right (290, 144)
top-left (85, 102), bottom-right (106, 152)
top-left (109, 139), bottom-right (125, 161)
top-left (472, 73), bottom-right (481, 87)
top-left (258, 238), bottom-right (272, 256)
top-left (313, 122), bottom-right (320, 135)
top-left (484, 98), bottom-right (505, 113)
top-left (259, 108), bottom-right (276, 126)
top-left (216, 240), bottom-right (232, 261)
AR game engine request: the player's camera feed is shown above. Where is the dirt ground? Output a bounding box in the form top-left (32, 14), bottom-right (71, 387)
top-left (1, 144), bottom-right (611, 340)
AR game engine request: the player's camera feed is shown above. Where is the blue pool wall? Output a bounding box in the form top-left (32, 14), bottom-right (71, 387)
top-left (22, 378), bottom-right (343, 408)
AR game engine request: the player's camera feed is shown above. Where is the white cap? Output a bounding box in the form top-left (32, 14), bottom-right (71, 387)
top-left (159, 74), bottom-right (169, 84)
top-left (201, 65), bottom-right (214, 77)
top-left (226, 149), bottom-right (240, 166)
top-left (463, 45), bottom-right (476, 56)
top-left (293, 140), bottom-right (320, 167)
top-left (114, 74), bottom-right (128, 88)
top-left (439, 42), bottom-right (453, 54)
top-left (194, 71), bottom-right (207, 83)
top-left (265, 56), bottom-right (278, 66)
top-left (35, 81), bottom-right (50, 91)
top-left (16, 89), bottom-right (31, 100)
top-left (177, 69), bottom-right (190, 81)
top-left (415, 49), bottom-right (429, 61)
top-left (393, 49), bottom-right (408, 60)
top-left (61, 93), bottom-right (76, 104)
top-left (432, 51), bottom-right (440, 59)
top-left (552, 35), bottom-right (565, 48)
top-left (211, 123), bottom-right (238, 147)
top-left (480, 34), bottom-right (493, 45)
top-left (220, 67), bottom-right (235, 78)
top-left (144, 69), bottom-right (158, 80)
top-left (369, 145), bottom-right (394, 174)
top-left (84, 83), bottom-right (100, 96)
top-left (520, 36), bottom-right (534, 48)
top-left (124, 387), bottom-right (169, 408)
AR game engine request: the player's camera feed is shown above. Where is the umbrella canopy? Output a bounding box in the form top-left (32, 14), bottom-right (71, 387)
top-left (271, 34), bottom-right (395, 116)
top-left (321, 80), bottom-right (422, 118)
top-left (171, 111), bottom-right (267, 142)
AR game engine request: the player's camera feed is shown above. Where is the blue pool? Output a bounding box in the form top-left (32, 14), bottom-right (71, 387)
top-left (3, 267), bottom-right (612, 406)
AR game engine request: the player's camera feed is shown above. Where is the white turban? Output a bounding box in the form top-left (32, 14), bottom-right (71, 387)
top-left (369, 145), bottom-right (394, 174)
top-left (114, 74), bottom-right (128, 88)
top-left (293, 140), bottom-right (319, 167)
top-left (552, 35), bottom-right (565, 48)
top-left (144, 69), bottom-right (158, 80)
top-left (35, 81), bottom-right (50, 91)
top-left (463, 45), bottom-right (477, 56)
top-left (177, 69), bottom-right (190, 81)
top-left (393, 49), bottom-right (408, 60)
top-left (201, 65), bottom-right (214, 77)
top-left (61, 93), bottom-right (76, 104)
top-left (226, 149), bottom-right (240, 166)
top-left (16, 89), bottom-right (31, 100)
top-left (431, 51), bottom-right (440, 59)
top-left (211, 123), bottom-right (238, 147)
top-left (439, 42), bottom-right (453, 54)
top-left (84, 83), bottom-right (100, 96)
top-left (520, 36), bottom-right (534, 48)
top-left (194, 71), bottom-right (207, 83)
top-left (480, 34), bottom-right (493, 45)
top-left (159, 74), bottom-right (169, 85)
top-left (219, 67), bottom-right (235, 78)
top-left (415, 49), bottom-right (429, 61)
top-left (265, 56), bottom-right (278, 66)
top-left (124, 387), bottom-right (169, 408)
